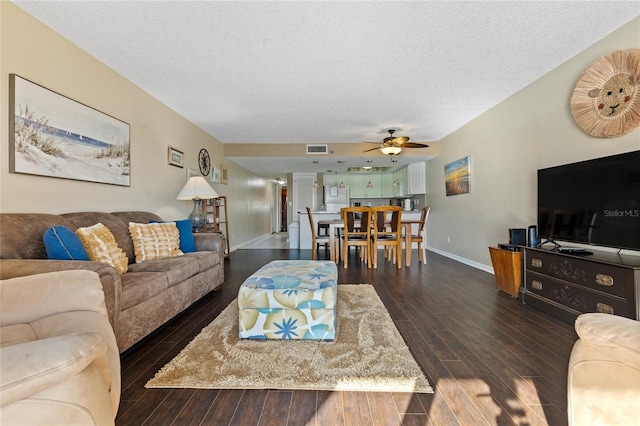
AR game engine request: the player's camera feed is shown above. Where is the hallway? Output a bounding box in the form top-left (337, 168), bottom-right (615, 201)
top-left (237, 232), bottom-right (290, 249)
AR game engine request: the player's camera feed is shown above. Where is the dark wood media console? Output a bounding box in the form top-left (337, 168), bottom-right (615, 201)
top-left (522, 246), bottom-right (640, 324)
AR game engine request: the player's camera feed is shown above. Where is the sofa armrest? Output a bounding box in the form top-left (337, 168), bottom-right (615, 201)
top-left (0, 333), bottom-right (106, 407)
top-left (0, 259), bottom-right (120, 329)
top-left (575, 313), bottom-right (640, 366)
top-left (194, 232), bottom-right (226, 254)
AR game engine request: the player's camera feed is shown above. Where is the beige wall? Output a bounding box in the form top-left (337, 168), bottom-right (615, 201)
top-left (0, 2), bottom-right (271, 249)
top-left (426, 17), bottom-right (640, 270)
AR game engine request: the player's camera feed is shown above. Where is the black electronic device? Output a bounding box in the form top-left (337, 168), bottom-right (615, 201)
top-left (509, 228), bottom-right (526, 246)
top-left (498, 243), bottom-right (520, 251)
top-left (537, 150), bottom-right (640, 251)
top-left (556, 247), bottom-right (593, 255)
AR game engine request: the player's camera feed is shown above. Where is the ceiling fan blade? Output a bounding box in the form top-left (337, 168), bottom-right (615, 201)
top-left (362, 146), bottom-right (381, 153)
top-left (402, 142), bottom-right (429, 148)
top-left (392, 136), bottom-right (410, 145)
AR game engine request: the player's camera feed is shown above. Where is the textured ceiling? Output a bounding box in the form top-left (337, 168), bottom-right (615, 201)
top-left (13, 1), bottom-right (640, 178)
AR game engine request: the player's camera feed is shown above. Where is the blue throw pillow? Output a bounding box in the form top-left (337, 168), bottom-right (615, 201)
top-left (43, 225), bottom-right (90, 261)
top-left (150, 219), bottom-right (196, 253)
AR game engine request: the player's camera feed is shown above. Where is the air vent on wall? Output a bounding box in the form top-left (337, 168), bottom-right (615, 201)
top-left (306, 144), bottom-right (328, 154)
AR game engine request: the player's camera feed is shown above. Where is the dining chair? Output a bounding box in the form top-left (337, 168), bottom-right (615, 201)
top-left (306, 207), bottom-right (335, 261)
top-left (411, 206), bottom-right (430, 264)
top-left (340, 206), bottom-right (372, 269)
top-left (371, 206), bottom-right (403, 269)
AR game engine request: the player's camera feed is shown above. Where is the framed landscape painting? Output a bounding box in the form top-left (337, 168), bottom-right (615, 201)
top-left (444, 156), bottom-right (471, 196)
top-left (9, 74), bottom-right (131, 186)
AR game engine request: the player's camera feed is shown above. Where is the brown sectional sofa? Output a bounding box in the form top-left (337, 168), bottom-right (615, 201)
top-left (0, 211), bottom-right (225, 353)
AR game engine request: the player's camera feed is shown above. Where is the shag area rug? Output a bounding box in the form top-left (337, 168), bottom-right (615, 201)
top-left (146, 284), bottom-right (432, 393)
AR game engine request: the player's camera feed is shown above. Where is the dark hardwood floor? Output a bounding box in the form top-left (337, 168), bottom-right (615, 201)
top-left (116, 248), bottom-right (577, 426)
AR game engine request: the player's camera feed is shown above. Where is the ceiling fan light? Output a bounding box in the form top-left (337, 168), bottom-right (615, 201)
top-left (380, 146), bottom-right (402, 155)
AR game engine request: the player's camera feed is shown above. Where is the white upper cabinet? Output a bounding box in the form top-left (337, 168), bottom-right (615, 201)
top-left (381, 173), bottom-right (395, 197)
top-left (407, 162), bottom-right (426, 195)
top-left (349, 174), bottom-right (382, 198)
top-left (394, 167), bottom-right (408, 196)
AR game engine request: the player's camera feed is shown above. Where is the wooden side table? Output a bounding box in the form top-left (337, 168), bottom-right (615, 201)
top-left (488, 246), bottom-right (522, 298)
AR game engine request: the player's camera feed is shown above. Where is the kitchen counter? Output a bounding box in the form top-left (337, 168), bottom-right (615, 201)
top-left (298, 210), bottom-right (423, 250)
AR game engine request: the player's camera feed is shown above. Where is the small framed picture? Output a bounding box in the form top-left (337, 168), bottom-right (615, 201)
top-left (168, 146), bottom-right (184, 168)
top-left (211, 167), bottom-right (221, 183)
top-left (220, 163), bottom-right (228, 185)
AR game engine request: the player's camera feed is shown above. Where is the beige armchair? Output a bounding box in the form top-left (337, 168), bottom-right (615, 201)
top-left (1, 270), bottom-right (120, 425)
top-left (568, 313), bottom-right (640, 426)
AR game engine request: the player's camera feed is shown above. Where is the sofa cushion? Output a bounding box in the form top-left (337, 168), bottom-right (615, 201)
top-left (575, 313), bottom-right (640, 367)
top-left (0, 333), bottom-right (106, 407)
top-left (0, 324), bottom-right (37, 347)
top-left (43, 225), bottom-right (90, 261)
top-left (0, 214), bottom-right (78, 259)
top-left (128, 222), bottom-right (183, 263)
top-left (184, 251), bottom-right (220, 272)
top-left (126, 256), bottom-right (200, 288)
top-left (75, 224), bottom-right (129, 275)
top-left (150, 219), bottom-right (196, 253)
top-left (63, 212), bottom-right (135, 264)
top-left (120, 272), bottom-right (169, 311)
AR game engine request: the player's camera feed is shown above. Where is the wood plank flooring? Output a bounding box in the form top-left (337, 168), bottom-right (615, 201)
top-left (116, 248), bottom-right (577, 425)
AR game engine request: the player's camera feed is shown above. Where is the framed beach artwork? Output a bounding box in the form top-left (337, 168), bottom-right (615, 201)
top-left (9, 74), bottom-right (130, 186)
top-left (444, 156), bottom-right (471, 196)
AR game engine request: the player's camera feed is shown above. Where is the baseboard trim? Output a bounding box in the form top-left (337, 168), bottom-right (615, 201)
top-left (230, 233), bottom-right (273, 252)
top-left (428, 247), bottom-right (494, 274)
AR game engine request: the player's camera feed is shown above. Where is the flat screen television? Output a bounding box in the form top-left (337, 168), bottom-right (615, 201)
top-left (537, 150), bottom-right (640, 251)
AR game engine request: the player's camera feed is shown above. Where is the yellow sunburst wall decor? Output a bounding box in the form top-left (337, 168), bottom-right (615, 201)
top-left (570, 49), bottom-right (640, 138)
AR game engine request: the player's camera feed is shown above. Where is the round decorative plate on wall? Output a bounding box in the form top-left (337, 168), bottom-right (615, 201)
top-left (570, 49), bottom-right (640, 138)
top-left (198, 149), bottom-right (211, 176)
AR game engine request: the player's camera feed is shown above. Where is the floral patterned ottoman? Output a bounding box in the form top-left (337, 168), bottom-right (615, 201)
top-left (238, 260), bottom-right (338, 340)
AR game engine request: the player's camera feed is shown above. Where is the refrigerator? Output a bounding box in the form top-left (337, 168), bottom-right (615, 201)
top-left (323, 185), bottom-right (349, 212)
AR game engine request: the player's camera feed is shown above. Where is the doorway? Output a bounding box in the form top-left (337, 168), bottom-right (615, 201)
top-left (280, 187), bottom-right (287, 232)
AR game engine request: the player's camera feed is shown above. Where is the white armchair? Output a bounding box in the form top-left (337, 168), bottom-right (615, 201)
top-left (568, 313), bottom-right (640, 426)
top-left (1, 270), bottom-right (120, 425)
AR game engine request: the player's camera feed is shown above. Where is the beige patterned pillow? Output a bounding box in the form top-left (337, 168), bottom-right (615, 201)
top-left (128, 222), bottom-right (183, 263)
top-left (75, 223), bottom-right (129, 274)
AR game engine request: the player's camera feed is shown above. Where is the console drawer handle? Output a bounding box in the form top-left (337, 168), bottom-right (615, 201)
top-left (531, 258), bottom-right (542, 268)
top-left (595, 274), bottom-right (613, 287)
top-left (596, 303), bottom-right (614, 314)
top-left (531, 280), bottom-right (543, 290)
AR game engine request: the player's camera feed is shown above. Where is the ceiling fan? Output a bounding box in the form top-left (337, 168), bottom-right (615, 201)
top-left (362, 129), bottom-right (429, 155)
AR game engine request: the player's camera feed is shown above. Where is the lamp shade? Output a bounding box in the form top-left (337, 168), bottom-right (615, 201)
top-left (177, 176), bottom-right (219, 200)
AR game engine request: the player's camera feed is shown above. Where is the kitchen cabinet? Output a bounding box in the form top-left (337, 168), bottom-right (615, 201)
top-left (407, 162), bottom-right (426, 195)
top-left (350, 174), bottom-right (381, 198)
top-left (381, 173), bottom-right (395, 197)
top-left (349, 175), bottom-right (366, 198)
top-left (364, 175), bottom-right (381, 198)
top-left (323, 174), bottom-right (338, 186)
top-left (323, 174), bottom-right (350, 191)
top-left (323, 173), bottom-right (349, 186)
top-left (337, 174), bottom-right (349, 188)
top-left (394, 167), bottom-right (408, 196)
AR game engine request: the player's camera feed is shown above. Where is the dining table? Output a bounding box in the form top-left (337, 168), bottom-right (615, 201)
top-left (326, 219), bottom-right (422, 266)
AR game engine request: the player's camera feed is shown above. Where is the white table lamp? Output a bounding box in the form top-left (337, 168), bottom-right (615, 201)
top-left (176, 176), bottom-right (219, 232)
